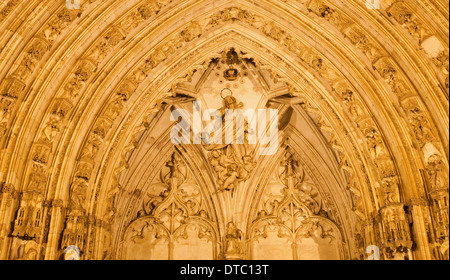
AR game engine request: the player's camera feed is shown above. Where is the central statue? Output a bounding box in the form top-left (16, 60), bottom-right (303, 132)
top-left (203, 94), bottom-right (256, 193)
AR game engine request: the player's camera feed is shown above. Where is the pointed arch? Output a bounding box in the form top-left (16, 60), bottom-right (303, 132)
top-left (0, 0), bottom-right (447, 260)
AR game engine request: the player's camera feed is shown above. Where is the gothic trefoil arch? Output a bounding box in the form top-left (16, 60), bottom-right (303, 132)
top-left (0, 0), bottom-right (448, 260)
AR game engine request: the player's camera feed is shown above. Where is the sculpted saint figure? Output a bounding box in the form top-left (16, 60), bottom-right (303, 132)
top-left (225, 222), bottom-right (244, 259)
top-left (203, 95), bottom-right (256, 192)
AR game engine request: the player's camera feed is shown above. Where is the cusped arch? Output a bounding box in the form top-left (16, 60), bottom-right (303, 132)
top-left (0, 0), bottom-right (447, 260)
top-left (87, 27), bottom-right (411, 259)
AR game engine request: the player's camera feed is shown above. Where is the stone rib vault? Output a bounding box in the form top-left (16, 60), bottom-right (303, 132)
top-left (0, 0), bottom-right (448, 260)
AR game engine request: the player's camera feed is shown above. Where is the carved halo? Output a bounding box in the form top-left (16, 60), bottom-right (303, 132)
top-left (220, 88), bottom-right (233, 99)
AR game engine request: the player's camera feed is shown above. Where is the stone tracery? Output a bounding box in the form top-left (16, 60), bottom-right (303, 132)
top-left (0, 0), bottom-right (447, 260)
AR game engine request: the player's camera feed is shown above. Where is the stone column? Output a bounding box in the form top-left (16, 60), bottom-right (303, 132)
top-left (0, 184), bottom-right (18, 260)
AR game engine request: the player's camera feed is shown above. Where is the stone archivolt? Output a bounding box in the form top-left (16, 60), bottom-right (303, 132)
top-left (120, 152), bottom-right (218, 260)
top-left (0, 0), bottom-right (447, 260)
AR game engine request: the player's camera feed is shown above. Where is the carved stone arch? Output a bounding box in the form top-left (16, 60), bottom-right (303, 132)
top-left (120, 217), bottom-right (170, 260)
top-left (171, 144), bottom-right (227, 236)
top-left (59, 23), bottom-right (418, 260)
top-left (294, 215), bottom-right (344, 260)
top-left (104, 108), bottom-right (223, 259)
top-left (8, 5), bottom-right (416, 238)
top-left (89, 29), bottom-right (394, 259)
top-left (240, 97), bottom-right (372, 258)
top-left (284, 120), bottom-right (370, 219)
top-left (0, 0), bottom-right (447, 261)
top-left (247, 157), bottom-right (347, 260)
top-left (115, 148), bottom-right (220, 260)
top-left (171, 217), bottom-right (220, 260)
top-left (245, 141), bottom-right (353, 258)
top-left (284, 137), bottom-right (370, 260)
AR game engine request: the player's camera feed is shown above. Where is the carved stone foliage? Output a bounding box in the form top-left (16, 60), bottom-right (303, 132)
top-left (306, 0), bottom-right (444, 161)
top-left (11, 191), bottom-right (44, 242)
top-left (388, 2), bottom-right (430, 43)
top-left (10, 239), bottom-right (42, 260)
top-left (121, 153), bottom-right (217, 260)
top-left (13, 38), bottom-right (50, 80)
top-left (0, 4), bottom-right (84, 143)
top-left (425, 153), bottom-right (449, 259)
top-left (64, 6), bottom-right (413, 253)
top-left (307, 0), bottom-right (448, 91)
top-left (0, 78), bottom-right (26, 140)
top-left (249, 150), bottom-right (341, 260)
top-left (345, 26), bottom-right (384, 63)
top-left (207, 7), bottom-right (306, 58)
top-left (61, 215), bottom-right (88, 252)
top-left (380, 204), bottom-right (413, 260)
top-left (42, 7), bottom-right (82, 43)
top-left (387, 2), bottom-right (449, 89)
top-left (0, 0), bottom-right (20, 23)
top-left (1, 0), bottom-right (446, 261)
